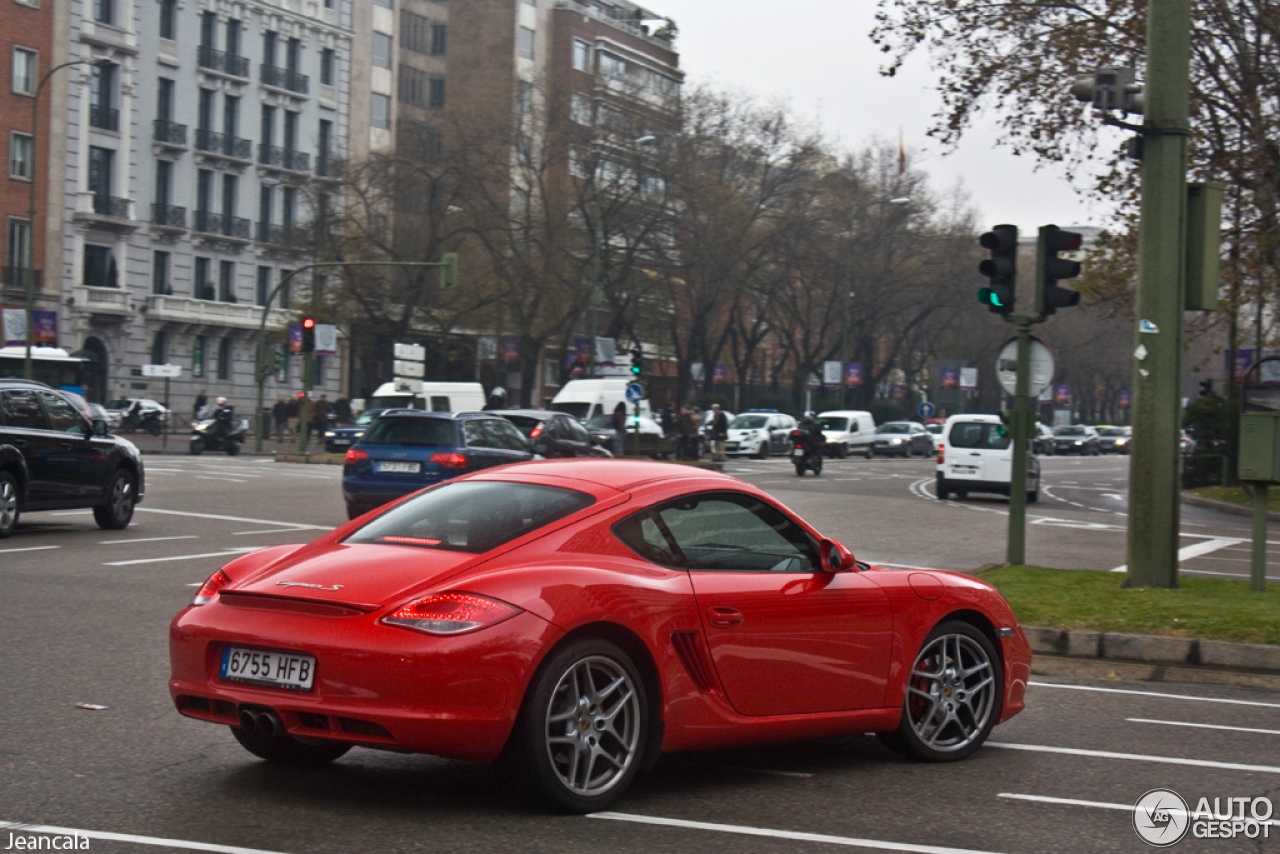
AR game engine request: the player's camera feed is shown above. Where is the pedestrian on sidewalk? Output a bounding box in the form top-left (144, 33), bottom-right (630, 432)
top-left (611, 401), bottom-right (627, 456)
top-left (193, 389), bottom-right (207, 420)
top-left (309, 395), bottom-right (330, 448)
top-left (710, 403), bottom-right (729, 461)
top-left (273, 395), bottom-right (289, 441)
top-left (286, 394), bottom-right (299, 436)
top-left (677, 405), bottom-right (697, 460)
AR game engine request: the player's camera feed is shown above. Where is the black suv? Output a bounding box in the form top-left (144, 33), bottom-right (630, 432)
top-left (487, 409), bottom-right (611, 458)
top-left (0, 380), bottom-right (145, 537)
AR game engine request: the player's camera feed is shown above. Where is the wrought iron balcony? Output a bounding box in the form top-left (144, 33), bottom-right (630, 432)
top-left (195, 129), bottom-right (252, 161)
top-left (315, 157), bottom-right (346, 180)
top-left (89, 105), bottom-right (119, 131)
top-left (92, 195), bottom-right (130, 218)
top-left (193, 210), bottom-right (251, 240)
top-left (153, 119), bottom-right (188, 147)
top-left (260, 63), bottom-right (309, 95)
top-left (258, 144), bottom-right (310, 173)
top-left (2, 266), bottom-right (42, 294)
top-left (151, 203), bottom-right (187, 229)
top-left (256, 222), bottom-right (310, 246)
top-left (197, 46), bottom-right (249, 78)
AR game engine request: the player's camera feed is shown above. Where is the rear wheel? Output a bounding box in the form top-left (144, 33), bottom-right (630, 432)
top-left (878, 620), bottom-right (1002, 762)
top-left (231, 725), bottom-right (351, 767)
top-left (189, 437), bottom-right (205, 455)
top-left (93, 469), bottom-right (136, 530)
top-left (794, 463), bottom-right (806, 476)
top-left (225, 440), bottom-right (240, 456)
top-left (936, 479), bottom-right (950, 501)
top-left (0, 472), bottom-right (20, 538)
top-left (866, 446), bottom-right (874, 459)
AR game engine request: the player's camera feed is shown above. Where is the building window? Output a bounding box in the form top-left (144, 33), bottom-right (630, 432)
top-left (194, 257), bottom-right (213, 300)
top-left (398, 64), bottom-right (427, 108)
top-left (573, 39), bottom-right (590, 72)
top-left (279, 269), bottom-right (293, 307)
top-left (15, 0), bottom-right (40, 8)
top-left (372, 32), bottom-right (392, 69)
top-left (159, 0), bottom-right (177, 40)
top-left (569, 147), bottom-right (587, 179)
top-left (518, 27), bottom-right (535, 60)
top-left (7, 218), bottom-right (32, 270)
top-left (151, 332), bottom-right (168, 367)
top-left (429, 77), bottom-right (445, 109)
top-left (219, 260), bottom-right (236, 303)
top-left (152, 250), bottom-right (170, 295)
top-left (430, 24), bottom-right (446, 55)
top-left (157, 78), bottom-right (174, 122)
top-left (517, 80), bottom-right (533, 113)
top-left (281, 186), bottom-right (296, 228)
top-left (89, 63), bottom-right (116, 129)
top-left (93, 0), bottom-right (114, 26)
top-left (217, 338), bottom-right (232, 380)
top-left (375, 0), bottom-right (392, 7)
top-left (191, 335), bottom-right (205, 378)
top-left (12, 48), bottom-right (37, 95)
top-left (154, 159), bottom-right (172, 205)
top-left (9, 132), bottom-right (33, 179)
top-left (599, 53), bottom-right (625, 80)
top-left (88, 147), bottom-right (114, 198)
top-left (320, 48), bottom-right (334, 86)
top-left (570, 93), bottom-right (590, 125)
top-left (371, 93), bottom-right (390, 129)
top-left (83, 244), bottom-right (117, 288)
top-left (256, 266), bottom-right (271, 306)
top-left (400, 11), bottom-right (431, 55)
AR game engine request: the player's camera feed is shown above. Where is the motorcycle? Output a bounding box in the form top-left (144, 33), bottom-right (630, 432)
top-left (121, 408), bottom-right (166, 436)
top-left (791, 428), bottom-right (823, 477)
top-left (190, 410), bottom-right (248, 456)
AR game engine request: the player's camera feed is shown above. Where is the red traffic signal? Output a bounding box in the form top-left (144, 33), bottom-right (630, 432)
top-left (301, 317), bottom-right (317, 353)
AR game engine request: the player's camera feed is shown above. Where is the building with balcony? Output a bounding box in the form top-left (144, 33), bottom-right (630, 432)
top-left (55, 0), bottom-right (352, 411)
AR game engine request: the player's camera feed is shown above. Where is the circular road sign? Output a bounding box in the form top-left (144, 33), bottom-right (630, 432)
top-left (996, 336), bottom-right (1055, 397)
top-left (625, 382), bottom-right (644, 404)
top-left (918, 401), bottom-right (936, 420)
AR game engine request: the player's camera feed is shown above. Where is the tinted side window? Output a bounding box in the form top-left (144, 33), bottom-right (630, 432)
top-left (484, 419), bottom-right (527, 451)
top-left (566, 418), bottom-right (590, 443)
top-left (429, 396), bottom-right (450, 412)
top-left (2, 390), bottom-right (49, 430)
top-left (462, 420), bottom-right (491, 448)
top-left (948, 422), bottom-right (1010, 450)
top-left (633, 492), bottom-right (817, 572)
top-left (39, 391), bottom-right (88, 436)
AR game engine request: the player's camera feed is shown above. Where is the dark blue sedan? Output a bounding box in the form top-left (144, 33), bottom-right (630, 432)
top-left (342, 410), bottom-right (534, 519)
top-left (324, 408), bottom-right (387, 453)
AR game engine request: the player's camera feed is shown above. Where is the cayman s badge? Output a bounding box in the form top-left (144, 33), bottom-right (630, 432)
top-left (277, 580), bottom-right (344, 591)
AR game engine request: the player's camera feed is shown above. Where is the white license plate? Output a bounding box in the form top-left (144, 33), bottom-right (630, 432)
top-left (332, 438), bottom-right (350, 445)
top-left (377, 461), bottom-right (420, 473)
top-left (792, 447), bottom-right (805, 457)
top-left (220, 646), bottom-right (315, 691)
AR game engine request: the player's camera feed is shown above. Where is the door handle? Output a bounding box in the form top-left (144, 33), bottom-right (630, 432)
top-left (706, 606), bottom-right (744, 628)
top-left (60, 441), bottom-right (73, 450)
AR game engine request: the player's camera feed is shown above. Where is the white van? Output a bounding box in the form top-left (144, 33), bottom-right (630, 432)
top-left (549, 379), bottom-right (649, 421)
top-left (365, 380), bottom-right (486, 413)
top-left (936, 414), bottom-right (1040, 502)
top-left (816, 410), bottom-right (876, 458)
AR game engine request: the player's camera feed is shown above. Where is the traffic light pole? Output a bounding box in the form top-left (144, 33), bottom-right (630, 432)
top-left (1006, 314), bottom-right (1042, 566)
top-left (1126, 0), bottom-right (1192, 588)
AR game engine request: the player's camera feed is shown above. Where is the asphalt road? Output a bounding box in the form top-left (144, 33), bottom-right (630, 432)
top-left (1, 453), bottom-right (1276, 854)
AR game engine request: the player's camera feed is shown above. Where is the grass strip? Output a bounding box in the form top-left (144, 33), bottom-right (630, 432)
top-left (1188, 485), bottom-right (1280, 512)
top-left (982, 566), bottom-right (1279, 646)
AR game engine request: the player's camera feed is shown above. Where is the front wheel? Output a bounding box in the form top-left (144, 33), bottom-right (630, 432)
top-left (189, 436), bottom-right (205, 455)
top-left (225, 440), bottom-right (240, 456)
top-left (878, 620), bottom-right (1002, 762)
top-left (0, 471), bottom-right (20, 538)
top-left (812, 456), bottom-right (823, 476)
top-left (794, 463), bottom-right (806, 476)
top-left (93, 469), bottom-right (136, 530)
top-left (230, 725), bottom-right (351, 767)
top-left (514, 638), bottom-right (647, 813)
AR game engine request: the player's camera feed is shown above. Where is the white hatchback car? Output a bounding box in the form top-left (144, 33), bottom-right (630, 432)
top-left (936, 414), bottom-right (1040, 502)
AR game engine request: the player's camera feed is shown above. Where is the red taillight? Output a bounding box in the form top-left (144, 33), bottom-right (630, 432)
top-left (382, 592), bottom-right (522, 635)
top-left (192, 570), bottom-right (231, 606)
top-left (937, 444), bottom-right (945, 465)
top-left (531, 423), bottom-right (544, 439)
top-left (430, 452), bottom-right (467, 470)
top-left (345, 448), bottom-right (368, 463)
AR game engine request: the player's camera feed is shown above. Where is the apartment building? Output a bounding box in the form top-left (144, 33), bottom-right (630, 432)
top-left (56, 0), bottom-right (352, 411)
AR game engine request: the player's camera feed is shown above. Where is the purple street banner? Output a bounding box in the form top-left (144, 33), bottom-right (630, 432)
top-left (2, 308), bottom-right (58, 346)
top-left (891, 384), bottom-right (906, 400)
top-left (574, 336), bottom-right (591, 364)
top-left (714, 363), bottom-right (728, 382)
top-left (288, 324), bottom-right (302, 352)
top-left (940, 366), bottom-right (958, 389)
top-left (1232, 348), bottom-right (1255, 380)
top-left (501, 335), bottom-right (519, 361)
top-left (1054, 383), bottom-right (1071, 404)
top-left (844, 361), bottom-right (863, 387)
top-left (1117, 390), bottom-right (1131, 408)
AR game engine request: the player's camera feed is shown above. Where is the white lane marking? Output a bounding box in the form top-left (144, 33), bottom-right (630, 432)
top-left (1029, 680), bottom-right (1280, 708)
top-left (1110, 536), bottom-right (1245, 573)
top-left (100, 535), bottom-right (199, 545)
top-left (196, 476), bottom-right (247, 483)
top-left (103, 547), bottom-right (263, 566)
top-left (0, 820), bottom-right (293, 854)
top-left (232, 528), bottom-right (314, 536)
top-left (1182, 567), bottom-right (1280, 580)
top-left (134, 507), bottom-right (327, 530)
top-left (588, 813), bottom-right (1008, 854)
top-left (50, 510), bottom-right (92, 516)
top-left (988, 742), bottom-right (1280, 774)
top-left (996, 793), bottom-right (1280, 825)
top-left (0, 545), bottom-right (61, 555)
top-left (1127, 718), bottom-right (1280, 736)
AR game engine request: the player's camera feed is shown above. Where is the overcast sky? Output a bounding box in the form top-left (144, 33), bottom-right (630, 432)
top-left (662, 1), bottom-right (1119, 234)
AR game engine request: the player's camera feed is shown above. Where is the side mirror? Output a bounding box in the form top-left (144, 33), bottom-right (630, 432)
top-left (92, 419), bottom-right (110, 437)
top-left (819, 538), bottom-right (854, 573)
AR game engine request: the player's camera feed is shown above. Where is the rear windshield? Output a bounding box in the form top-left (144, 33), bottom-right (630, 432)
top-left (731, 415), bottom-right (769, 429)
top-left (106, 399), bottom-right (132, 409)
top-left (550, 401), bottom-right (590, 420)
top-left (816, 417), bottom-right (848, 431)
top-left (360, 416), bottom-right (455, 447)
top-left (501, 415), bottom-right (542, 437)
top-left (1098, 427), bottom-right (1128, 436)
top-left (1054, 426), bottom-right (1086, 436)
top-left (346, 481), bottom-right (594, 553)
top-left (948, 421), bottom-right (1011, 450)
top-left (879, 423), bottom-right (911, 434)
top-left (353, 409), bottom-right (386, 426)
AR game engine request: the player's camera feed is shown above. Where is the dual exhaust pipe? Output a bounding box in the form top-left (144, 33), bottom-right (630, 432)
top-left (239, 707), bottom-right (284, 738)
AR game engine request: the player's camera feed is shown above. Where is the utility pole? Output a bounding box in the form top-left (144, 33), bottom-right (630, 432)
top-left (1126, 0), bottom-right (1192, 588)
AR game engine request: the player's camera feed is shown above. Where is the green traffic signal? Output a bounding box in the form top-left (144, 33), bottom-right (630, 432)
top-left (977, 224), bottom-right (1018, 315)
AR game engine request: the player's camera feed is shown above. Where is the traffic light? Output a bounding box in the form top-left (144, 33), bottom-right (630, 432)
top-left (301, 317), bottom-right (316, 353)
top-left (977, 224), bottom-right (1018, 315)
top-left (1036, 225), bottom-right (1083, 316)
top-left (630, 344), bottom-right (643, 377)
top-left (440, 253), bottom-right (458, 290)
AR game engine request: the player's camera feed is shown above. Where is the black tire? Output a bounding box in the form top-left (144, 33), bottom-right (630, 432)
top-left (512, 638), bottom-right (648, 813)
top-left (756, 443), bottom-right (768, 460)
top-left (189, 437), bottom-right (205, 456)
top-left (93, 469), bottom-right (136, 531)
top-left (225, 441), bottom-right (240, 456)
top-left (813, 457), bottom-right (823, 476)
top-left (878, 620), bottom-right (1002, 762)
top-left (866, 446), bottom-right (874, 459)
top-left (0, 471), bottom-right (20, 538)
top-left (230, 725), bottom-right (351, 767)
top-left (1027, 485), bottom-right (1039, 503)
top-left (936, 480), bottom-right (950, 501)
top-left (794, 463), bottom-right (806, 476)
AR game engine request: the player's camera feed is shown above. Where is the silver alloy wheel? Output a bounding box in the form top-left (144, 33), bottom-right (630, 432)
top-left (543, 655), bottom-right (641, 798)
top-left (905, 633), bottom-right (997, 753)
top-left (0, 478), bottom-right (17, 530)
top-left (111, 473), bottom-right (133, 519)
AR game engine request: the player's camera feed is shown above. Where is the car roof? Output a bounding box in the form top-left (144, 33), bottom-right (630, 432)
top-left (0, 379), bottom-right (53, 391)
top-left (944, 414), bottom-right (1001, 424)
top-left (377, 409), bottom-right (496, 420)
top-left (473, 458), bottom-right (736, 492)
top-left (487, 408), bottom-right (563, 419)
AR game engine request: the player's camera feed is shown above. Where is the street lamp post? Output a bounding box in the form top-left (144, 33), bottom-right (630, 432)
top-left (24, 58), bottom-right (111, 380)
top-left (841, 197), bottom-right (909, 406)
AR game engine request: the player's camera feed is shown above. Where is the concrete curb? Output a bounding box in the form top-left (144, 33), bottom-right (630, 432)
top-left (1024, 625), bottom-right (1280, 689)
top-left (1181, 491), bottom-right (1280, 521)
